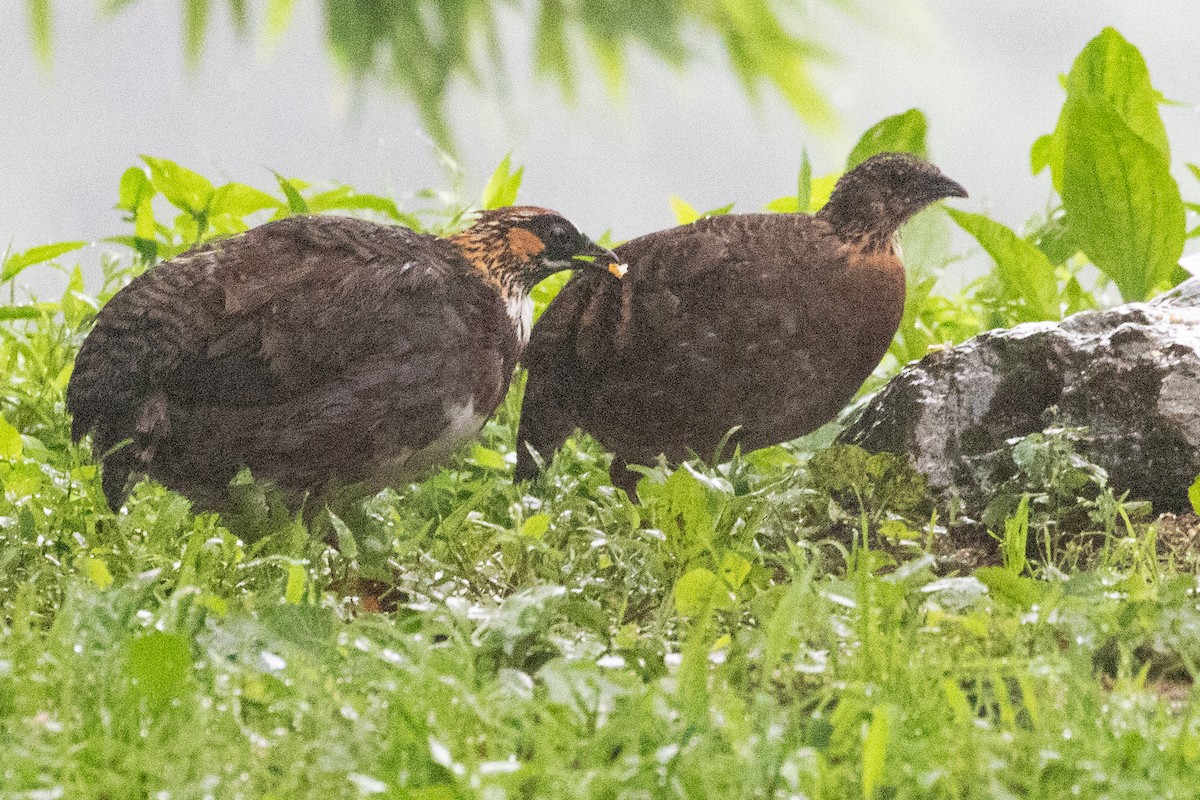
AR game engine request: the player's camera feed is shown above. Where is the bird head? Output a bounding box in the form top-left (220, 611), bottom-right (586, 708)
top-left (450, 207), bottom-right (624, 292)
top-left (817, 153), bottom-right (968, 244)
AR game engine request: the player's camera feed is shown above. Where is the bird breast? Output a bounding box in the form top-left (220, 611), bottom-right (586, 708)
top-left (508, 292), bottom-right (535, 348)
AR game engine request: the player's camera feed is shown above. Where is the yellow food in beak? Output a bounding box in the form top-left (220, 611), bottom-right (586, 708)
top-left (608, 262), bottom-right (629, 279)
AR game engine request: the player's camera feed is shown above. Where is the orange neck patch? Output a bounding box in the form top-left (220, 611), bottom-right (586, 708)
top-left (506, 228), bottom-right (546, 261)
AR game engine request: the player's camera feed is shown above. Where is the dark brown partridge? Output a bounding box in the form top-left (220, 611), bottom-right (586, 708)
top-left (68, 208), bottom-right (619, 512)
top-left (515, 153), bottom-right (967, 500)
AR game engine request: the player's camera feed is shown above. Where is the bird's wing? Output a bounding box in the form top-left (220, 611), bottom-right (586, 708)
top-left (69, 216), bottom-right (463, 444)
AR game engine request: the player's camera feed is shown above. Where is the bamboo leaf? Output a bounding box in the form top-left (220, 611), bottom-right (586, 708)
top-left (3, 241), bottom-right (87, 282)
top-left (27, 0), bottom-right (52, 66)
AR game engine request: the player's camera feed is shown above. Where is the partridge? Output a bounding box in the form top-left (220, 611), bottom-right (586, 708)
top-left (515, 153), bottom-right (967, 500)
top-left (68, 208), bottom-right (619, 511)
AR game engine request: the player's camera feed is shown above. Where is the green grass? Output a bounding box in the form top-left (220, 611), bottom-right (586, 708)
top-left (4, 26), bottom-right (1200, 797)
top-left (3, 233), bottom-right (1199, 800)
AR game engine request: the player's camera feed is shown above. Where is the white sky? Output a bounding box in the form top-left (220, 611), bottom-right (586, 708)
top-left (2, 0), bottom-right (1197, 296)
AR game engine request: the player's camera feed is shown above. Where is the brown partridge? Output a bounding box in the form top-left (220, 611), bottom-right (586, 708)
top-left (515, 153), bottom-right (967, 500)
top-left (68, 208), bottom-right (619, 511)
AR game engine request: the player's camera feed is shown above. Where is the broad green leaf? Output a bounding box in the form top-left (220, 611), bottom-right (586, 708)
top-left (1030, 133), bottom-right (1055, 177)
top-left (0, 415), bottom-right (22, 460)
top-left (947, 209), bottom-right (1059, 320)
top-left (142, 155), bottom-right (214, 215)
top-left (1035, 28), bottom-right (1169, 191)
top-left (1065, 28), bottom-right (1169, 161)
top-left (480, 155), bottom-right (524, 210)
top-left (126, 632), bottom-right (192, 704)
top-left (1189, 474), bottom-right (1200, 515)
top-left (717, 551), bottom-right (751, 590)
top-left (669, 196), bottom-right (701, 225)
top-left (2, 241), bottom-right (87, 282)
top-left (210, 182), bottom-right (281, 218)
top-left (673, 568), bottom-right (736, 616)
top-left (273, 173), bottom-right (310, 214)
top-left (655, 467), bottom-right (719, 558)
top-left (118, 167), bottom-right (158, 240)
top-left (862, 704), bottom-right (892, 800)
top-left (28, 0), bottom-right (52, 66)
top-left (1062, 93), bottom-right (1185, 301)
top-left (85, 557), bottom-right (115, 590)
top-left (117, 166), bottom-right (153, 210)
top-left (846, 109), bottom-right (928, 170)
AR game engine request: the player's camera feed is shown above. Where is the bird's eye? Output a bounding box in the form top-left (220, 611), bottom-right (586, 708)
top-left (548, 224), bottom-right (571, 246)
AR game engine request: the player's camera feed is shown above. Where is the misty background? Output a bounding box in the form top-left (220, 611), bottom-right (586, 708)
top-left (2, 0), bottom-right (1198, 297)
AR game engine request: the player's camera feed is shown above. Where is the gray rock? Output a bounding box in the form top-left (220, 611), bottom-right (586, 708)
top-left (841, 277), bottom-right (1200, 515)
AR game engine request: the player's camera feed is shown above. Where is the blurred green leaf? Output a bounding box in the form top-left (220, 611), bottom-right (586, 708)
top-left (1189, 474), bottom-right (1200, 515)
top-left (265, 0), bottom-right (297, 39)
top-left (84, 557), bottom-right (115, 590)
top-left (480, 155), bottom-right (524, 210)
top-left (520, 513), bottom-right (551, 540)
top-left (862, 704), bottom-right (892, 800)
top-left (975, 566), bottom-right (1044, 610)
top-left (27, 0), bottom-right (52, 66)
top-left (284, 563), bottom-right (307, 605)
top-left (947, 209), bottom-right (1059, 321)
top-left (126, 632), bottom-right (193, 704)
top-left (184, 0), bottom-right (210, 63)
top-left (718, 551), bottom-right (751, 590)
top-left (2, 241), bottom-right (87, 282)
top-left (846, 108), bottom-right (928, 169)
top-left (469, 444), bottom-right (508, 471)
top-left (1061, 92), bottom-right (1185, 301)
top-left (0, 415), bottom-right (23, 460)
top-left (673, 567), bottom-right (735, 616)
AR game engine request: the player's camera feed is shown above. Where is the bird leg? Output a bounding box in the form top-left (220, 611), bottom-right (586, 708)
top-left (608, 454), bottom-right (644, 503)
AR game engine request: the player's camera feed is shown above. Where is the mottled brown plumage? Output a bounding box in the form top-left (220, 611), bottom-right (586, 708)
top-left (68, 207), bottom-right (616, 511)
top-left (515, 153), bottom-right (967, 499)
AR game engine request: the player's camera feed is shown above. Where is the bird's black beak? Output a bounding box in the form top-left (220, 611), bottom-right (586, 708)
top-left (933, 175), bottom-right (969, 201)
top-left (573, 240), bottom-right (627, 279)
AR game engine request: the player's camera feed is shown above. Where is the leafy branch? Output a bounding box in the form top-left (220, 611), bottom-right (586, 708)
top-left (25, 0), bottom-right (848, 150)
